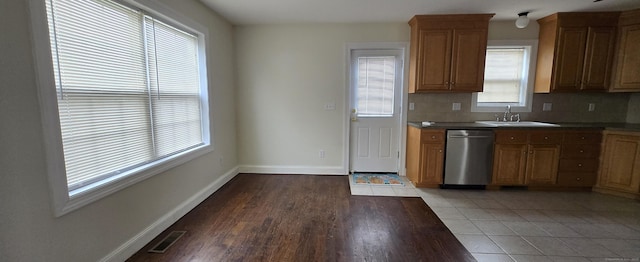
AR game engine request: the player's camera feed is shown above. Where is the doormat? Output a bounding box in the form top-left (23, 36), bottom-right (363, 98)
top-left (352, 173), bottom-right (404, 186)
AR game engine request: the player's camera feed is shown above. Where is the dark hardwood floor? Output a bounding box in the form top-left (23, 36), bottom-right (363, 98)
top-left (127, 174), bottom-right (474, 262)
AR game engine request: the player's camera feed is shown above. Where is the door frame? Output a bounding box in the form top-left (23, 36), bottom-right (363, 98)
top-left (343, 42), bottom-right (409, 175)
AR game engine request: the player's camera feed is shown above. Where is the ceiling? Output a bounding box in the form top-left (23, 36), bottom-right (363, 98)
top-left (200, 0), bottom-right (640, 25)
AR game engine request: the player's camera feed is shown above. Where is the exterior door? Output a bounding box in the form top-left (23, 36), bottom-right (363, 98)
top-left (349, 49), bottom-right (403, 173)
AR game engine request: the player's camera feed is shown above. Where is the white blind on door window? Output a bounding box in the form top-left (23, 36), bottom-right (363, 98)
top-left (356, 56), bottom-right (395, 117)
top-left (46, 0), bottom-right (204, 191)
top-left (478, 48), bottom-right (525, 103)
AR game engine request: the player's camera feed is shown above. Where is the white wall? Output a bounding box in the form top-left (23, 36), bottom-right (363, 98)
top-left (235, 23), bottom-right (410, 173)
top-left (234, 20), bottom-right (544, 172)
top-left (0, 0), bottom-right (237, 261)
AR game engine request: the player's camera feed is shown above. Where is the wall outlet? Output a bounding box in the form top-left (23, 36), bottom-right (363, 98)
top-left (588, 103), bottom-right (596, 112)
top-left (452, 102), bottom-right (461, 111)
top-left (543, 103), bottom-right (552, 111)
top-left (319, 150), bottom-right (325, 158)
top-left (324, 102), bottom-right (336, 110)
top-left (409, 102), bottom-right (415, 111)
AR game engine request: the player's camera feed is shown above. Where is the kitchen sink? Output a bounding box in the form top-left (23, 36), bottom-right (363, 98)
top-left (475, 121), bottom-right (560, 127)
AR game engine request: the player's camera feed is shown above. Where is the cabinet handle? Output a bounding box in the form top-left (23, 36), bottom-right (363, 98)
top-left (431, 135), bottom-right (436, 139)
top-left (578, 163), bottom-right (583, 167)
top-left (439, 150), bottom-right (443, 153)
top-left (529, 151), bottom-right (534, 154)
top-left (510, 137), bottom-right (515, 140)
top-left (576, 177), bottom-right (581, 181)
top-left (544, 136), bottom-right (549, 140)
top-left (579, 150), bottom-right (584, 153)
top-left (581, 137), bottom-right (586, 140)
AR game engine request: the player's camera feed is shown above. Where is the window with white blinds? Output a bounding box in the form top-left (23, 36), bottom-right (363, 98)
top-left (45, 0), bottom-right (207, 194)
top-left (471, 41), bottom-right (537, 113)
top-left (356, 56), bottom-right (396, 117)
top-left (478, 48), bottom-right (526, 103)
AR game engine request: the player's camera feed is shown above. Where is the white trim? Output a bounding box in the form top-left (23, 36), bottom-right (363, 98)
top-left (99, 166), bottom-right (240, 262)
top-left (238, 165), bottom-right (346, 175)
top-left (471, 40), bottom-right (538, 113)
top-left (28, 0), bottom-right (213, 217)
top-left (343, 42), bottom-right (409, 175)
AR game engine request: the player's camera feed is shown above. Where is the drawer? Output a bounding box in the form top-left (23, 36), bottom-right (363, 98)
top-left (557, 172), bottom-right (597, 187)
top-left (561, 144), bottom-right (601, 158)
top-left (558, 159), bottom-right (599, 172)
top-left (529, 132), bottom-right (563, 144)
top-left (563, 132), bottom-right (602, 144)
top-left (421, 130), bottom-right (445, 142)
top-left (495, 131), bottom-right (528, 144)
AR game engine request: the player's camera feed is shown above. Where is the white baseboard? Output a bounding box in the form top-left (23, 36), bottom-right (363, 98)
top-left (100, 166), bottom-right (240, 262)
top-left (238, 165), bottom-right (346, 175)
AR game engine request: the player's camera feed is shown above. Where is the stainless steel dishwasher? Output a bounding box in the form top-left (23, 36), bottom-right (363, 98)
top-left (444, 130), bottom-right (494, 186)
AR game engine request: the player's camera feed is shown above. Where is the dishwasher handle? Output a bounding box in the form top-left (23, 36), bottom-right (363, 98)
top-left (448, 135), bottom-right (493, 139)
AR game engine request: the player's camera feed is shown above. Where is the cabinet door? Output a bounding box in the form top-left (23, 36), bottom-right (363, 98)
top-left (419, 142), bottom-right (444, 184)
top-left (492, 144), bottom-right (527, 185)
top-left (554, 27), bottom-right (588, 91)
top-left (526, 144), bottom-right (560, 185)
top-left (405, 127), bottom-right (422, 184)
top-left (416, 29), bottom-right (452, 91)
top-left (611, 24), bottom-right (640, 91)
top-left (599, 134), bottom-right (640, 193)
top-left (581, 27), bottom-right (616, 91)
top-left (450, 28), bottom-right (487, 92)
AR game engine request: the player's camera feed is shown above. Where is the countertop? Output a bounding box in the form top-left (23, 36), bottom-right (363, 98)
top-left (408, 121), bottom-right (640, 132)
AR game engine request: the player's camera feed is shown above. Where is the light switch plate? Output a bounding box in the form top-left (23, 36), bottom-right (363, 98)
top-left (543, 103), bottom-right (552, 111)
top-left (452, 102), bottom-right (461, 111)
top-left (588, 103), bottom-right (596, 112)
top-left (324, 102), bottom-right (336, 110)
top-left (409, 103), bottom-right (415, 111)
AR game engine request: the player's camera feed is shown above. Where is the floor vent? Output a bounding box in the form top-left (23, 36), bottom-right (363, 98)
top-left (148, 231), bottom-right (186, 253)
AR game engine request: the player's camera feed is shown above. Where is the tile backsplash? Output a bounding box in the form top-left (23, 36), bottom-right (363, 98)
top-left (408, 92), bottom-right (632, 123)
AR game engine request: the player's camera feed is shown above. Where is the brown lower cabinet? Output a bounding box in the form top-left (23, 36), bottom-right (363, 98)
top-left (596, 130), bottom-right (640, 197)
top-left (491, 130), bottom-right (562, 186)
top-left (406, 126), bottom-right (445, 187)
top-left (405, 126), bottom-right (622, 192)
top-left (557, 130), bottom-right (602, 186)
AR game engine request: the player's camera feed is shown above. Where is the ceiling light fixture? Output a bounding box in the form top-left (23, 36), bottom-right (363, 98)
top-left (515, 12), bottom-right (530, 29)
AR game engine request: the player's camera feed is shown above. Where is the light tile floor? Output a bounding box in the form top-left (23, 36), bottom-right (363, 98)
top-left (348, 180), bottom-right (640, 262)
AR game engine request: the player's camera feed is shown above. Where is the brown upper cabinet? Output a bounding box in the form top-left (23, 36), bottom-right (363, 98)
top-left (610, 9), bottom-right (640, 92)
top-left (408, 14), bottom-right (494, 93)
top-left (535, 12), bottom-right (620, 93)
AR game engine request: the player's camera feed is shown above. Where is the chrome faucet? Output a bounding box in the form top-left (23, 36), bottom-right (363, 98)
top-left (503, 105), bottom-right (511, 122)
top-left (501, 105), bottom-right (520, 122)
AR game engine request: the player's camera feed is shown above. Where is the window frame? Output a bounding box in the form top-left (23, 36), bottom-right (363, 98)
top-left (29, 0), bottom-right (212, 217)
top-left (471, 40), bottom-right (538, 113)
top-left (351, 51), bottom-right (400, 118)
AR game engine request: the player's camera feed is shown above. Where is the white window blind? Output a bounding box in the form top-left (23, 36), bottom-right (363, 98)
top-left (46, 0), bottom-right (204, 192)
top-left (478, 48), bottom-right (526, 103)
top-left (356, 56), bottom-right (396, 117)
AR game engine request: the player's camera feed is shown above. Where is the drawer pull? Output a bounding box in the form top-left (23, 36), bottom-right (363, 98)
top-left (581, 137), bottom-right (586, 140)
top-left (510, 137), bottom-right (515, 140)
top-left (439, 150), bottom-right (443, 153)
top-left (431, 136), bottom-right (436, 139)
top-left (544, 136), bottom-right (549, 140)
top-left (577, 163), bottom-right (583, 167)
top-left (579, 150), bottom-right (584, 153)
top-left (576, 177), bottom-right (581, 181)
